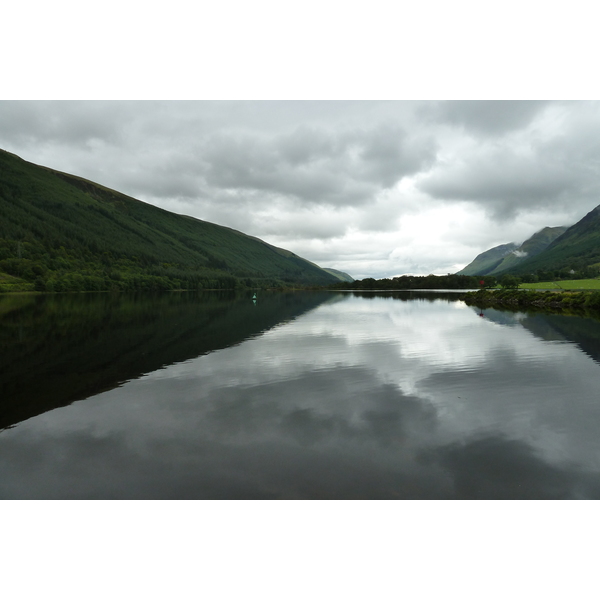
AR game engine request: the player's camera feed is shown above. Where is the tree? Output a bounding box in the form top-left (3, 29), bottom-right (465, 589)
top-left (499, 274), bottom-right (521, 289)
top-left (481, 275), bottom-right (497, 288)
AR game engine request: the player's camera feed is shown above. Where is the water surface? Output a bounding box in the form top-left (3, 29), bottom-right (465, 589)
top-left (1, 291), bottom-right (600, 499)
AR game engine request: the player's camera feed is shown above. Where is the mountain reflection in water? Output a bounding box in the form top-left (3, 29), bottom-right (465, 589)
top-left (1, 291), bottom-right (600, 499)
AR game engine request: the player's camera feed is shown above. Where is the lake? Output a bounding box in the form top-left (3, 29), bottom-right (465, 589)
top-left (1, 290), bottom-right (600, 499)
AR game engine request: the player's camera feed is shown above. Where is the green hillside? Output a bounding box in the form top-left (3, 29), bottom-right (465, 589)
top-left (322, 268), bottom-right (354, 282)
top-left (456, 243), bottom-right (517, 276)
top-left (489, 226), bottom-right (568, 274)
top-left (510, 205), bottom-right (600, 276)
top-left (457, 226), bottom-right (570, 277)
top-left (0, 149), bottom-right (338, 292)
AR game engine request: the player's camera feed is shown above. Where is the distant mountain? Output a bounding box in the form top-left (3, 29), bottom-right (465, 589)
top-left (0, 149), bottom-right (339, 292)
top-left (322, 268), bottom-right (354, 282)
top-left (456, 243), bottom-right (518, 276)
top-left (457, 226), bottom-right (569, 276)
top-left (489, 226), bottom-right (569, 274)
top-left (510, 205), bottom-right (600, 275)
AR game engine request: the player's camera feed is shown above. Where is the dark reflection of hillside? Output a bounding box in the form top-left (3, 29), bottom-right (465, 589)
top-left (0, 291), bottom-right (335, 430)
top-left (521, 314), bottom-right (600, 365)
top-left (472, 305), bottom-right (600, 365)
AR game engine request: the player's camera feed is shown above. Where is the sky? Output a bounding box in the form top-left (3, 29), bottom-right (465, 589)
top-left (3, 100), bottom-right (600, 279)
top-left (2, 3), bottom-right (599, 281)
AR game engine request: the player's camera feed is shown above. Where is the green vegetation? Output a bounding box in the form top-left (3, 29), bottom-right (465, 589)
top-left (457, 227), bottom-right (569, 276)
top-left (510, 206), bottom-right (600, 276)
top-left (456, 243), bottom-right (518, 276)
top-left (0, 149), bottom-right (338, 293)
top-left (459, 205), bottom-right (600, 281)
top-left (492, 227), bottom-right (569, 275)
top-left (322, 268), bottom-right (354, 282)
top-left (498, 274), bottom-right (521, 289)
top-left (461, 288), bottom-right (600, 313)
top-left (457, 202), bottom-right (600, 282)
top-left (331, 273), bottom-right (497, 290)
top-left (520, 278), bottom-right (600, 290)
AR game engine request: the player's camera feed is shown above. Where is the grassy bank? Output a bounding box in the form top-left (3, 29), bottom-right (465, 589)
top-left (519, 278), bottom-right (600, 290)
top-left (462, 288), bottom-right (600, 312)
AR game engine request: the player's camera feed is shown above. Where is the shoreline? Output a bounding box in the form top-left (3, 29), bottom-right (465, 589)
top-left (461, 288), bottom-right (600, 312)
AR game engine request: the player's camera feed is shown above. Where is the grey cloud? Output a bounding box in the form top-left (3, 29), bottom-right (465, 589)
top-left (0, 100), bottom-right (129, 147)
top-left (4, 100), bottom-right (600, 276)
top-left (277, 125), bottom-right (337, 165)
top-left (353, 123), bottom-right (437, 187)
top-left (0, 365), bottom-right (442, 499)
top-left (203, 132), bottom-right (370, 205)
top-left (421, 100), bottom-right (552, 136)
top-left (426, 435), bottom-right (600, 500)
top-left (257, 214), bottom-right (349, 240)
top-left (420, 152), bottom-right (579, 219)
top-left (201, 122), bottom-right (435, 207)
top-left (419, 126), bottom-right (600, 220)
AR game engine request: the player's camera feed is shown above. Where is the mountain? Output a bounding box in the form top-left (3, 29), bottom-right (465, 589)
top-left (0, 149), bottom-right (339, 292)
top-left (457, 226), bottom-right (569, 276)
top-left (456, 243), bottom-right (518, 275)
top-left (488, 226), bottom-right (569, 274)
top-left (509, 205), bottom-right (600, 275)
top-left (322, 268), bottom-right (354, 282)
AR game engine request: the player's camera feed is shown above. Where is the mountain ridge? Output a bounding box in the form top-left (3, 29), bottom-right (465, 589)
top-left (457, 225), bottom-right (570, 276)
top-left (456, 243), bottom-right (518, 276)
top-left (509, 204), bottom-right (600, 275)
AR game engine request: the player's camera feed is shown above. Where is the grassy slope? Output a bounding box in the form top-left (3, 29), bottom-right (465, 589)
top-left (490, 226), bottom-right (569, 274)
top-left (456, 243), bottom-right (517, 276)
top-left (322, 268), bottom-right (354, 282)
top-left (0, 149), bottom-right (338, 290)
top-left (510, 205), bottom-right (600, 275)
top-left (519, 279), bottom-right (600, 290)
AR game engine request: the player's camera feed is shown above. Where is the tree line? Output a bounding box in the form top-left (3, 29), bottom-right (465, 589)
top-left (331, 273), bottom-right (497, 290)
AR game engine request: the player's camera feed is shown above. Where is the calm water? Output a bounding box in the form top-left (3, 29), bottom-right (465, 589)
top-left (1, 290), bottom-right (600, 499)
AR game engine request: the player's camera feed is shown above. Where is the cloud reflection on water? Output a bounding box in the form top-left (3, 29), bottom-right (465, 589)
top-left (1, 294), bottom-right (599, 498)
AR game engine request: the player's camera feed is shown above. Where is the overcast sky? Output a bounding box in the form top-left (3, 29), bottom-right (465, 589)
top-left (2, 100), bottom-right (600, 278)
top-left (3, 3), bottom-right (599, 280)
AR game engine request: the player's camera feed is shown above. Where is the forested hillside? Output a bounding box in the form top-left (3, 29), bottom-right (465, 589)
top-left (510, 205), bottom-right (600, 276)
top-left (457, 227), bottom-right (569, 276)
top-left (0, 149), bottom-right (338, 292)
top-left (456, 243), bottom-right (517, 276)
top-left (488, 226), bottom-right (569, 274)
